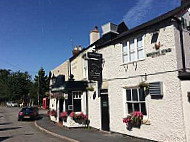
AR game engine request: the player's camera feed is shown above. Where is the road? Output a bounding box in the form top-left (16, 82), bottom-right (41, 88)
top-left (0, 106), bottom-right (65, 142)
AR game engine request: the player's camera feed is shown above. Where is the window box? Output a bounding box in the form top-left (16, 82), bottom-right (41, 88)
top-left (123, 111), bottom-right (143, 130)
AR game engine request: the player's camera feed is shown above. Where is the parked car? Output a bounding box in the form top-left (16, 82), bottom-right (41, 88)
top-left (18, 107), bottom-right (39, 121)
top-left (6, 101), bottom-right (18, 107)
top-left (6, 101), bottom-right (12, 107)
top-left (11, 102), bottom-right (18, 107)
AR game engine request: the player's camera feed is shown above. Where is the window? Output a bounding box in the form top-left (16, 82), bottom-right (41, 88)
top-left (122, 42), bottom-right (128, 63)
top-left (125, 88), bottom-right (147, 115)
top-left (122, 36), bottom-right (144, 63)
top-left (129, 39), bottom-right (135, 62)
top-left (83, 59), bottom-right (88, 78)
top-left (137, 36), bottom-right (144, 59)
top-left (72, 91), bottom-right (82, 112)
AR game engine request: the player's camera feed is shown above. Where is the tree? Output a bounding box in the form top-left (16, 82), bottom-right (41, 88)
top-left (9, 71), bottom-right (31, 102)
top-left (0, 69), bottom-right (11, 102)
top-left (29, 81), bottom-right (38, 105)
top-left (34, 67), bottom-right (49, 106)
top-left (0, 69), bottom-right (32, 104)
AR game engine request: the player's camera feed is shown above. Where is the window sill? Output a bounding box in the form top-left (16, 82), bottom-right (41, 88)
top-left (120, 58), bottom-right (145, 66)
top-left (142, 119), bottom-right (151, 125)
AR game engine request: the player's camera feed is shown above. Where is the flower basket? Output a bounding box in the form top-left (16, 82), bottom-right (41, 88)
top-left (49, 110), bottom-right (57, 117)
top-left (123, 111), bottom-right (143, 130)
top-left (86, 86), bottom-right (94, 91)
top-left (59, 111), bottom-right (68, 122)
top-left (69, 112), bottom-right (88, 124)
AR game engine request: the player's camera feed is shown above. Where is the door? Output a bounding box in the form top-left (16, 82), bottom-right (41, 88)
top-left (59, 99), bottom-right (63, 113)
top-left (101, 89), bottom-right (110, 131)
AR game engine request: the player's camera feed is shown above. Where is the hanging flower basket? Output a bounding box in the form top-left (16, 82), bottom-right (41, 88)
top-left (86, 86), bottom-right (94, 91)
top-left (138, 82), bottom-right (149, 94)
top-left (123, 111), bottom-right (143, 130)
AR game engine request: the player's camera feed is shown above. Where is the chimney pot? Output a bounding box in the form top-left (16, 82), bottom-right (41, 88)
top-left (78, 45), bottom-right (82, 51)
top-left (72, 45), bottom-right (78, 56)
top-left (90, 26), bottom-right (100, 45)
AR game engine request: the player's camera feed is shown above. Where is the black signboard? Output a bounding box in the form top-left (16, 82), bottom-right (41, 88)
top-left (88, 52), bottom-right (102, 81)
top-left (87, 52), bottom-right (102, 59)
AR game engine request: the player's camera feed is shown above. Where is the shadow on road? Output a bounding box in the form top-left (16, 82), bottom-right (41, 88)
top-left (0, 136), bottom-right (13, 141)
top-left (0, 126), bottom-right (22, 131)
top-left (0, 122), bottom-right (12, 125)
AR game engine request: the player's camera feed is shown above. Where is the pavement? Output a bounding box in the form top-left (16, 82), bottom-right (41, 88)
top-left (35, 112), bottom-right (152, 142)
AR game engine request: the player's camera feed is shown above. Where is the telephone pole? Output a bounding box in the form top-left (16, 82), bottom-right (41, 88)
top-left (38, 74), bottom-right (40, 107)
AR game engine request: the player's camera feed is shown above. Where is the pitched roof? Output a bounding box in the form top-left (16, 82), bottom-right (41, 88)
top-left (69, 22), bottom-right (128, 61)
top-left (70, 1), bottom-right (190, 60)
top-left (96, 1), bottom-right (190, 49)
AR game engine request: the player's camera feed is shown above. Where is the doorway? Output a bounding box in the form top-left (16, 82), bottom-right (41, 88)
top-left (100, 89), bottom-right (110, 131)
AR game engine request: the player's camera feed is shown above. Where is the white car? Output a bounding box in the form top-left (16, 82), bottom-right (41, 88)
top-left (6, 101), bottom-right (12, 107)
top-left (11, 102), bottom-right (18, 107)
top-left (6, 101), bottom-right (18, 107)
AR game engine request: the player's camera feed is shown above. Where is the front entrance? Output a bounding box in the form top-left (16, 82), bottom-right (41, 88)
top-left (59, 99), bottom-right (64, 113)
top-left (100, 89), bottom-right (110, 131)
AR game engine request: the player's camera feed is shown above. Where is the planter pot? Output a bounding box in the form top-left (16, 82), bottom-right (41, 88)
top-left (127, 121), bottom-right (142, 130)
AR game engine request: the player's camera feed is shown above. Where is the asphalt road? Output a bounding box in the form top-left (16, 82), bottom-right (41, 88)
top-left (0, 106), bottom-right (65, 142)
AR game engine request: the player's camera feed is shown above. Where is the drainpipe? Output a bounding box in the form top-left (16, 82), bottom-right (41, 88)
top-left (173, 17), bottom-right (186, 72)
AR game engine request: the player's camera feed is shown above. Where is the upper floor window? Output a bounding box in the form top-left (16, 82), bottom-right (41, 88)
top-left (122, 36), bottom-right (144, 63)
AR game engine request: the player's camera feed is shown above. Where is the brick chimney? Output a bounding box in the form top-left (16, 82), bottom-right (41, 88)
top-left (90, 26), bottom-right (100, 45)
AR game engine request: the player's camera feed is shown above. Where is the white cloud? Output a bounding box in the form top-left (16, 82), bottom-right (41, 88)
top-left (123, 0), bottom-right (153, 28)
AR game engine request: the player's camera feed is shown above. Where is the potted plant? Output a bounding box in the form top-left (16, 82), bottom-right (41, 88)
top-left (49, 109), bottom-right (57, 117)
top-left (123, 111), bottom-right (143, 130)
top-left (86, 86), bottom-right (94, 91)
top-left (69, 111), bottom-right (88, 124)
top-left (138, 81), bottom-right (149, 94)
top-left (59, 111), bottom-right (68, 122)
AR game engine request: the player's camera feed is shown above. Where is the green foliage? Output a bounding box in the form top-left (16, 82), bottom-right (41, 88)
top-left (34, 67), bottom-right (49, 105)
top-left (0, 69), bottom-right (31, 103)
top-left (0, 68), bottom-right (49, 105)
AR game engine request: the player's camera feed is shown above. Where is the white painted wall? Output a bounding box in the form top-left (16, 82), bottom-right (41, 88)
top-left (49, 98), bottom-right (58, 122)
top-left (88, 83), bottom-right (101, 129)
top-left (181, 81), bottom-right (190, 142)
top-left (51, 60), bottom-right (69, 81)
top-left (95, 24), bottom-right (187, 141)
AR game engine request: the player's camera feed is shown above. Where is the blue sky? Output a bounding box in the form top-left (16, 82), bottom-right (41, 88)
top-left (0, 0), bottom-right (181, 78)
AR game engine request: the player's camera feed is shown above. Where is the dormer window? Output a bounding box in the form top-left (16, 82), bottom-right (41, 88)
top-left (122, 35), bottom-right (144, 63)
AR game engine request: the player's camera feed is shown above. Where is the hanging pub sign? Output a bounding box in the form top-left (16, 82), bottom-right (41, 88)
top-left (88, 52), bottom-right (102, 59)
top-left (87, 52), bottom-right (102, 82)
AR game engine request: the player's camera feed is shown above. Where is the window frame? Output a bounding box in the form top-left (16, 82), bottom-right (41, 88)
top-left (125, 88), bottom-right (147, 115)
top-left (122, 35), bottom-right (144, 64)
top-left (72, 91), bottom-right (82, 112)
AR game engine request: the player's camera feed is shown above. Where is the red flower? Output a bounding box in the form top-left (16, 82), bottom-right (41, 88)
top-left (70, 112), bottom-right (75, 117)
top-left (59, 111), bottom-right (68, 118)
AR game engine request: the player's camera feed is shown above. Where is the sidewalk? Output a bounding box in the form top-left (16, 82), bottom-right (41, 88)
top-left (35, 114), bottom-right (153, 142)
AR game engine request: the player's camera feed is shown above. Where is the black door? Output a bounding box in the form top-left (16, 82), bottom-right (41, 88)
top-left (101, 90), bottom-right (110, 131)
top-left (59, 99), bottom-right (63, 113)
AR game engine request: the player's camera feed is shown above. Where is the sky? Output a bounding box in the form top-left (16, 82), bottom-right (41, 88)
top-left (0, 0), bottom-right (181, 78)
